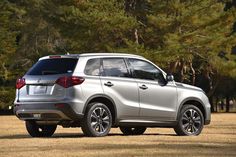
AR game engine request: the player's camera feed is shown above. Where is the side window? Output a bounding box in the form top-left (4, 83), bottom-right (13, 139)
top-left (84, 58), bottom-right (101, 76)
top-left (102, 58), bottom-right (129, 77)
top-left (129, 58), bottom-right (165, 83)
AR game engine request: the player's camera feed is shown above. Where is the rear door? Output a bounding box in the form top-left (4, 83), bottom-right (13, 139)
top-left (18, 58), bottom-right (78, 102)
top-left (99, 58), bottom-right (139, 119)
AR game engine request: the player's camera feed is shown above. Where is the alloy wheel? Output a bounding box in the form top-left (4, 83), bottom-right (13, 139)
top-left (90, 107), bottom-right (110, 134)
top-left (181, 109), bottom-right (202, 134)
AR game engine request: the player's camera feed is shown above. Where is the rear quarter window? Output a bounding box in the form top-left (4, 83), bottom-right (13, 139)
top-left (84, 58), bottom-right (101, 76)
top-left (26, 58), bottom-right (78, 75)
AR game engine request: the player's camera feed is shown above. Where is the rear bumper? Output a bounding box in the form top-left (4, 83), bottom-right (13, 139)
top-left (14, 101), bottom-right (84, 121)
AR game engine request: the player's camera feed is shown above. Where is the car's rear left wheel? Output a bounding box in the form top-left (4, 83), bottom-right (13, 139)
top-left (81, 102), bottom-right (112, 137)
top-left (25, 121), bottom-right (57, 137)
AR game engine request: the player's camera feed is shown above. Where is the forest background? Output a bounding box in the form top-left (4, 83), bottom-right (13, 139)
top-left (0, 0), bottom-right (236, 113)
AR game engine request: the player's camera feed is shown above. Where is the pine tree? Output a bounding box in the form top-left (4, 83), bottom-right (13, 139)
top-left (43, 0), bottom-right (138, 53)
top-left (122, 0), bottom-right (236, 111)
top-left (141, 0), bottom-right (236, 89)
top-left (0, 0), bottom-right (21, 82)
top-left (14, 0), bottom-right (63, 66)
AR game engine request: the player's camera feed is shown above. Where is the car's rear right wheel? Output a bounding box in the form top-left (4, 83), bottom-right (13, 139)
top-left (120, 127), bottom-right (146, 135)
top-left (25, 121), bottom-right (57, 137)
top-left (174, 105), bottom-right (204, 136)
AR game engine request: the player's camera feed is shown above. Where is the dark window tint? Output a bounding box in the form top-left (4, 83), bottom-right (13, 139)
top-left (102, 58), bottom-right (129, 77)
top-left (129, 58), bottom-right (165, 82)
top-left (26, 58), bottom-right (78, 75)
top-left (84, 58), bottom-right (100, 76)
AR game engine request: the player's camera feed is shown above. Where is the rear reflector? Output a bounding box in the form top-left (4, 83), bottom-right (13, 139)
top-left (54, 103), bottom-right (65, 108)
top-left (16, 78), bottom-right (26, 89)
top-left (55, 76), bottom-right (85, 88)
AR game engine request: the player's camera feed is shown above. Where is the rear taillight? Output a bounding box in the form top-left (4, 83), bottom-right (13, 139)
top-left (16, 78), bottom-right (26, 89)
top-left (55, 76), bottom-right (85, 88)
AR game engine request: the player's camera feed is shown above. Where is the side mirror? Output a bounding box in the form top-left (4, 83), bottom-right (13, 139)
top-left (166, 74), bottom-right (174, 82)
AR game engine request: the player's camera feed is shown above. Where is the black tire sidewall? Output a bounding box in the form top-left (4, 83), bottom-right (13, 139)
top-left (25, 121), bottom-right (57, 137)
top-left (83, 102), bottom-right (112, 137)
top-left (120, 127), bottom-right (146, 135)
top-left (176, 105), bottom-right (204, 136)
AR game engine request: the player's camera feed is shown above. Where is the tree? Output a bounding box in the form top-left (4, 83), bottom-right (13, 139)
top-left (42, 0), bottom-right (138, 53)
top-left (0, 0), bottom-right (235, 111)
top-left (12, 0), bottom-right (64, 71)
top-left (0, 0), bottom-right (21, 82)
top-left (119, 0), bottom-right (236, 111)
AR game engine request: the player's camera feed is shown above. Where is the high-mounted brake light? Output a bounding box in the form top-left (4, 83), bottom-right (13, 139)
top-left (16, 78), bottom-right (26, 89)
top-left (56, 76), bottom-right (85, 88)
top-left (49, 55), bottom-right (61, 59)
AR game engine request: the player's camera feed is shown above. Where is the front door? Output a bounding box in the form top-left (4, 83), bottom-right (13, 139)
top-left (128, 58), bottom-right (178, 121)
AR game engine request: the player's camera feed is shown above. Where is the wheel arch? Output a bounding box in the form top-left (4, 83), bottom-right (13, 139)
top-left (83, 94), bottom-right (117, 125)
top-left (178, 97), bottom-right (207, 124)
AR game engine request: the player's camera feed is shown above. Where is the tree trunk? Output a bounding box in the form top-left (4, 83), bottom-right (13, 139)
top-left (180, 60), bottom-right (186, 82)
top-left (226, 96), bottom-right (230, 112)
top-left (207, 74), bottom-right (220, 98)
top-left (215, 96), bottom-right (218, 112)
top-left (35, 35), bottom-right (39, 55)
top-left (1, 62), bottom-right (9, 81)
top-left (169, 60), bottom-right (179, 74)
top-left (189, 60), bottom-right (195, 85)
top-left (209, 96), bottom-right (214, 112)
top-left (134, 28), bottom-right (139, 44)
top-left (47, 26), bottom-right (50, 43)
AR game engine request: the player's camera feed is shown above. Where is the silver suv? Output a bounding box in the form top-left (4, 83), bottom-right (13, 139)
top-left (14, 53), bottom-right (211, 137)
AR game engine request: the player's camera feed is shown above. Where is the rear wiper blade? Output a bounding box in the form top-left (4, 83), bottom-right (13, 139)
top-left (42, 71), bottom-right (59, 75)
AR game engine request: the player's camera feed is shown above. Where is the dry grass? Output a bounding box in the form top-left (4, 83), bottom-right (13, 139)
top-left (0, 113), bottom-right (236, 157)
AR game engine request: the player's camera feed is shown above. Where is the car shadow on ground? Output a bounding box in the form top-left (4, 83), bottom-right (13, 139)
top-left (0, 133), bottom-right (176, 139)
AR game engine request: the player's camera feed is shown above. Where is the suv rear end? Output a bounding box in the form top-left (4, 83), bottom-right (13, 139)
top-left (14, 56), bottom-right (85, 124)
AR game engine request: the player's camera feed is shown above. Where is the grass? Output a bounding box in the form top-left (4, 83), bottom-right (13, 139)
top-left (0, 113), bottom-right (236, 157)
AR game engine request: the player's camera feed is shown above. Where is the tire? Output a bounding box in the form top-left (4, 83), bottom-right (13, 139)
top-left (25, 121), bottom-right (57, 137)
top-left (174, 105), bottom-right (204, 136)
top-left (81, 102), bottom-right (112, 137)
top-left (120, 127), bottom-right (146, 135)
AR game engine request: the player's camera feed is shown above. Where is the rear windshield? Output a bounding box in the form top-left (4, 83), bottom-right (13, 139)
top-left (26, 58), bottom-right (78, 75)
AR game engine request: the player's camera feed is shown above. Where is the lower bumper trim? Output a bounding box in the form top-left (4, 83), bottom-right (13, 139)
top-left (16, 109), bottom-right (71, 121)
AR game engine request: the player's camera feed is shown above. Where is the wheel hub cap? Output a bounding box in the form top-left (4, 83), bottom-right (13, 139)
top-left (90, 107), bottom-right (110, 134)
top-left (181, 109), bottom-right (202, 134)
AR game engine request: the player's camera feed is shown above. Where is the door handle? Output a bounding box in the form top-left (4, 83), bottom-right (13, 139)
top-left (104, 81), bottom-right (114, 87)
top-left (139, 84), bottom-right (148, 90)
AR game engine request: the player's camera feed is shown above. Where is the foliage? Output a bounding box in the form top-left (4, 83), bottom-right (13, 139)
top-left (43, 0), bottom-right (138, 52)
top-left (0, 0), bottom-right (21, 82)
top-left (0, 0), bottom-right (235, 110)
top-left (0, 87), bottom-right (15, 109)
